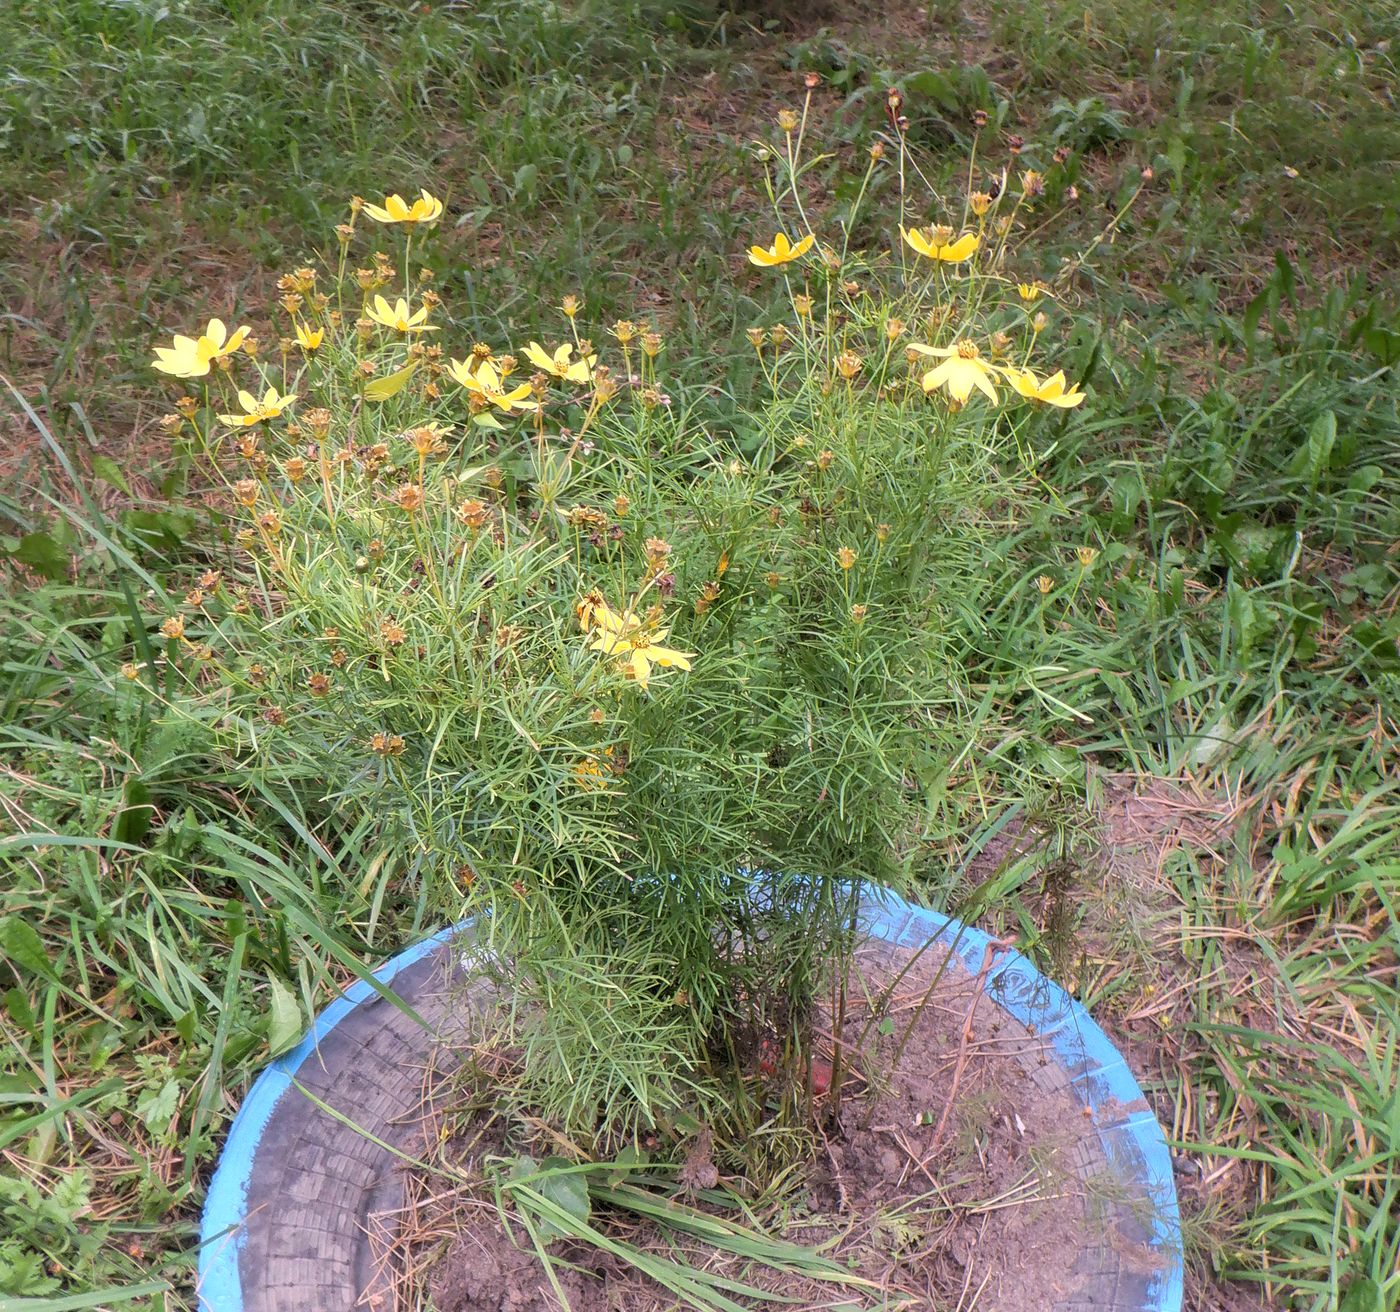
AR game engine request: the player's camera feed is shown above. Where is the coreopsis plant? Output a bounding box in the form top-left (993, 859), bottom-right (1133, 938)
top-left (151, 107), bottom-right (1095, 1166)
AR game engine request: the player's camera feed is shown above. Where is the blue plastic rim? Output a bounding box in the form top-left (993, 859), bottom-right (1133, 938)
top-left (198, 890), bottom-right (1184, 1312)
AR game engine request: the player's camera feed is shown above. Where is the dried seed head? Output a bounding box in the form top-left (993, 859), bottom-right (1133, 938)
top-left (456, 498), bottom-right (488, 531)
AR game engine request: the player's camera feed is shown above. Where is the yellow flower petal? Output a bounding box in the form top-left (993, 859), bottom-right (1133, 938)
top-left (901, 226), bottom-right (936, 259)
top-left (748, 232), bottom-right (815, 267)
top-left (939, 232), bottom-right (979, 262)
top-left (363, 361), bottom-right (418, 401)
top-left (523, 341), bottom-right (555, 373)
top-left (902, 228), bottom-right (979, 262)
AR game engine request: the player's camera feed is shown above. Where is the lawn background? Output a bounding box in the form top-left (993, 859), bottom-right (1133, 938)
top-left (1, 0), bottom-right (1397, 1307)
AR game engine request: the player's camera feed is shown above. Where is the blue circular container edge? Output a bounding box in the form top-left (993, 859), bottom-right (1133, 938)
top-left (197, 890), bottom-right (1184, 1312)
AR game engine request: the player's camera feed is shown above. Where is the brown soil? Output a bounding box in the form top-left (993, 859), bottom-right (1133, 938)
top-left (380, 940), bottom-right (1166, 1312)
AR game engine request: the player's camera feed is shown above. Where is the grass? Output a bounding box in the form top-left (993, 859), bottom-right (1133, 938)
top-left (1, 0), bottom-right (1397, 1307)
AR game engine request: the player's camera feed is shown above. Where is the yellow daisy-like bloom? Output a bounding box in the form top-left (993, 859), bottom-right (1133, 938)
top-left (523, 341), bottom-right (597, 383)
top-left (361, 189), bottom-right (443, 226)
top-left (366, 295), bottom-right (436, 334)
top-left (1017, 283), bottom-right (1042, 303)
top-left (901, 227), bottom-right (980, 263)
top-left (748, 232), bottom-right (816, 267)
top-left (1002, 367), bottom-right (1086, 408)
top-left (217, 386), bottom-right (298, 427)
top-left (909, 340), bottom-right (999, 404)
top-left (446, 356), bottom-right (538, 414)
top-left (295, 323), bottom-right (324, 353)
top-left (586, 604), bottom-right (693, 691)
top-left (152, 318), bottom-right (251, 377)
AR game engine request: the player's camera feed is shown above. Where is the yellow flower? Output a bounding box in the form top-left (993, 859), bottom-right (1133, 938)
top-left (152, 318), bottom-right (251, 377)
top-left (909, 340), bottom-right (999, 404)
top-left (217, 387), bottom-right (298, 427)
top-left (295, 322), bottom-right (324, 353)
top-left (837, 546), bottom-right (857, 570)
top-left (572, 756), bottom-right (611, 791)
top-left (361, 189), bottom-right (443, 226)
top-left (523, 341), bottom-right (596, 383)
top-left (1017, 283), bottom-right (1042, 303)
top-left (446, 356), bottom-right (538, 414)
top-left (1002, 367), bottom-right (1086, 408)
top-left (587, 606), bottom-right (694, 690)
top-left (366, 294), bottom-right (436, 334)
top-left (748, 232), bottom-right (816, 267)
top-left (576, 590), bottom-right (617, 633)
top-left (901, 227), bottom-right (980, 263)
